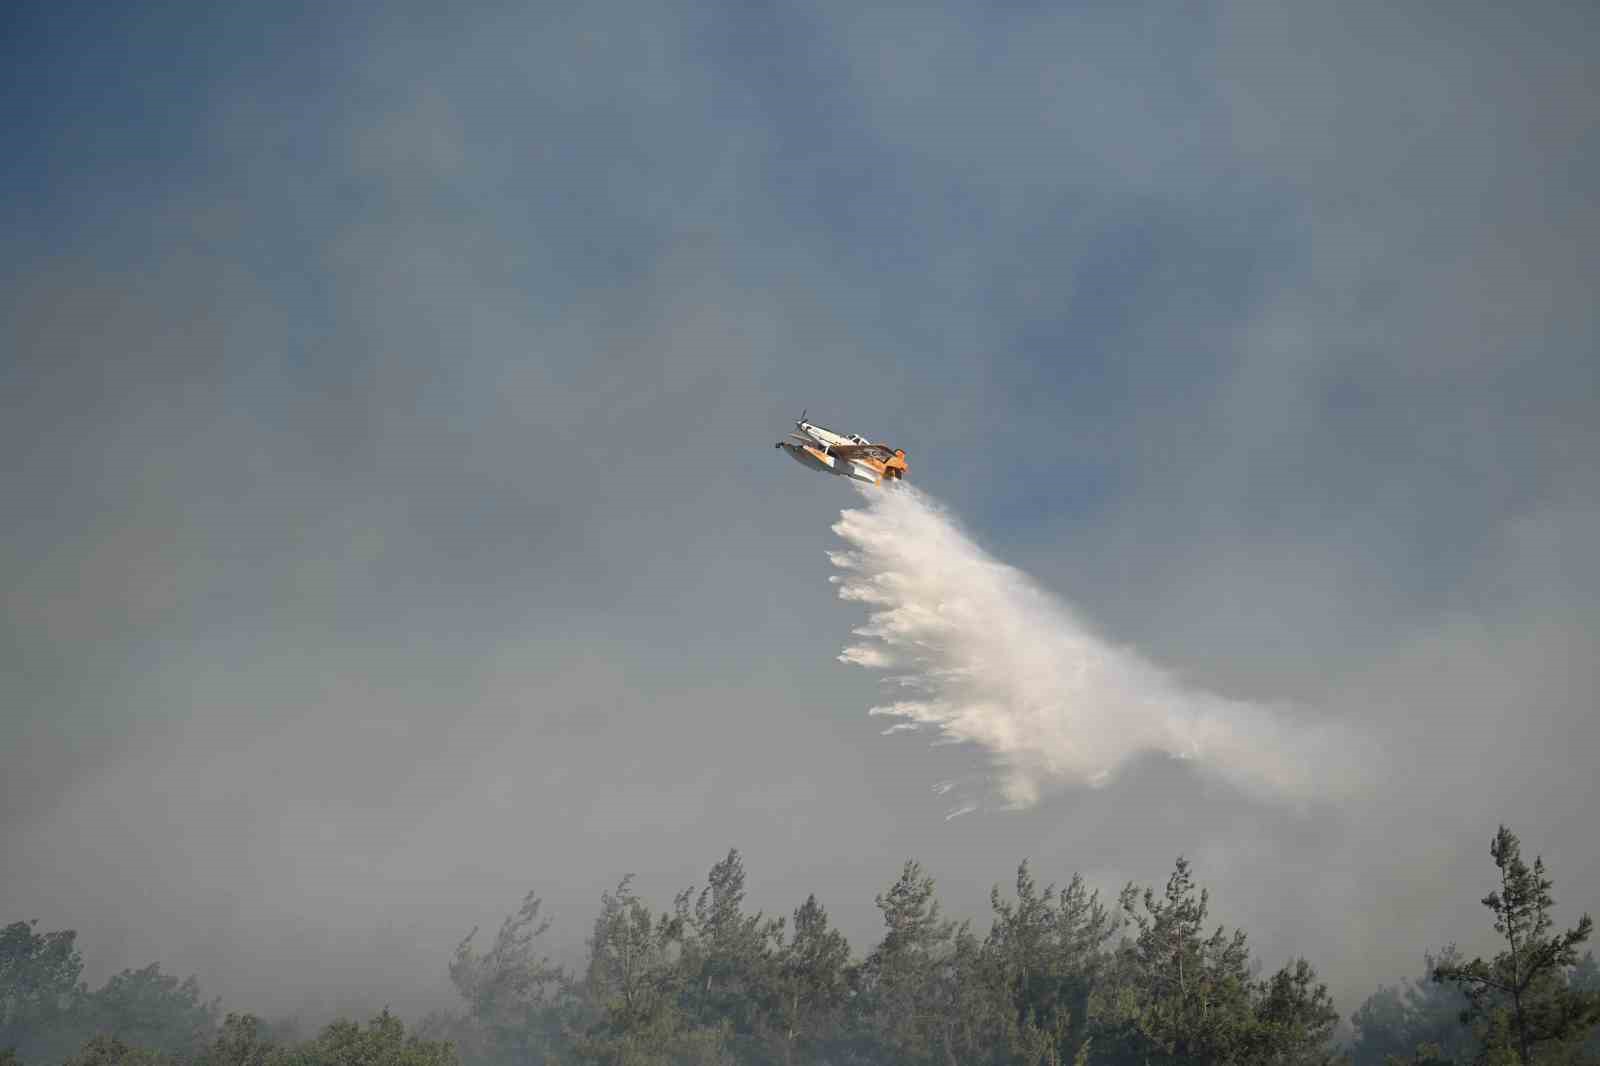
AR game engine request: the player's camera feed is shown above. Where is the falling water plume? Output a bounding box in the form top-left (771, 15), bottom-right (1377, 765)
top-left (828, 486), bottom-right (1363, 812)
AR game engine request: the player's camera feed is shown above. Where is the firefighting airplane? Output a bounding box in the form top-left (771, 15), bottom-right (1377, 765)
top-left (773, 412), bottom-right (908, 486)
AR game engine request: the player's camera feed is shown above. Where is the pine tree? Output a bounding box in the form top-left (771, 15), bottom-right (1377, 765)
top-left (986, 863), bottom-right (1115, 1065)
top-left (1349, 951), bottom-right (1474, 1066)
top-left (859, 861), bottom-right (959, 1064)
top-left (774, 894), bottom-right (851, 1057)
top-left (1104, 857), bottom-right (1256, 1065)
top-left (0, 920), bottom-right (85, 1062)
top-left (675, 850), bottom-right (783, 1042)
top-left (1432, 826), bottom-right (1597, 1064)
top-left (449, 892), bottom-right (571, 1065)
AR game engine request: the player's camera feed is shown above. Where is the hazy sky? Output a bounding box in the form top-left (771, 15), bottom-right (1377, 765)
top-left (4, 0), bottom-right (1596, 1021)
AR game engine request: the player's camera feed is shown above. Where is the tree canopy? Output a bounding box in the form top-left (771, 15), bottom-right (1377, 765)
top-left (4, 823), bottom-right (1596, 1066)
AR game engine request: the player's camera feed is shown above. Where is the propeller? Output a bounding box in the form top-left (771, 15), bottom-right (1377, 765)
top-left (798, 408), bottom-right (807, 426)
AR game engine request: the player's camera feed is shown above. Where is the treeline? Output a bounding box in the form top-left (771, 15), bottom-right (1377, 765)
top-left (3, 826), bottom-right (1595, 1065)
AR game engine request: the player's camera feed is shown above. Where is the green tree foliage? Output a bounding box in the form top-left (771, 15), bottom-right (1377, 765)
top-left (1350, 951), bottom-right (1476, 1066)
top-left (194, 1014), bottom-right (275, 1066)
top-left (61, 1035), bottom-right (176, 1066)
top-left (772, 894), bottom-right (850, 1059)
top-left (53, 1010), bottom-right (451, 1066)
top-left (986, 863), bottom-right (1117, 1065)
top-left (13, 821), bottom-right (1596, 1066)
top-left (277, 1011), bottom-right (456, 1066)
top-left (1251, 957), bottom-right (1341, 1065)
top-left (1381, 1042), bottom-right (1457, 1066)
top-left (1351, 984), bottom-right (1411, 1065)
top-left (674, 850), bottom-right (784, 1047)
top-left (1094, 858), bottom-right (1340, 1066)
top-left (83, 964), bottom-right (219, 1060)
top-left (584, 876), bottom-right (684, 1035)
top-left (856, 860), bottom-right (961, 1064)
top-left (1573, 954), bottom-right (1600, 997)
top-left (1433, 826), bottom-right (1598, 1065)
top-left (1572, 952), bottom-right (1600, 1063)
top-left (448, 892), bottom-right (571, 1065)
top-left (574, 876), bottom-right (731, 1066)
top-left (1, 924), bottom-right (219, 1066)
top-left (1099, 857), bottom-right (1258, 1064)
top-left (0, 920), bottom-right (84, 1061)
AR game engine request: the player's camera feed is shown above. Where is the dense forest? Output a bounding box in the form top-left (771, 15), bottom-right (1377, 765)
top-left (4, 826), bottom-right (1594, 1066)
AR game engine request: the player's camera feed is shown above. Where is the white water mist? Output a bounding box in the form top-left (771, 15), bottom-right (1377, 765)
top-left (828, 486), bottom-right (1364, 812)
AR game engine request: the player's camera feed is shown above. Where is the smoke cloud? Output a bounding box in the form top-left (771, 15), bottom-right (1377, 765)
top-left (830, 486), bottom-right (1369, 813)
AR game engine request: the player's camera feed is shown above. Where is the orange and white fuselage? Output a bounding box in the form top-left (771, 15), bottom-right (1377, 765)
top-left (774, 417), bottom-right (907, 487)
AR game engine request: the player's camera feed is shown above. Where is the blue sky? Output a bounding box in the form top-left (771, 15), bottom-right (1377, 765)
top-left (3, 0), bottom-right (1597, 1019)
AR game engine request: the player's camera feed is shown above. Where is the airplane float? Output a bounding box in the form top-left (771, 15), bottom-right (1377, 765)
top-left (774, 412), bottom-right (907, 486)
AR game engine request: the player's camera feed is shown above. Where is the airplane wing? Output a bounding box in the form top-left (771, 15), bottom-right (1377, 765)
top-left (828, 443), bottom-right (897, 461)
